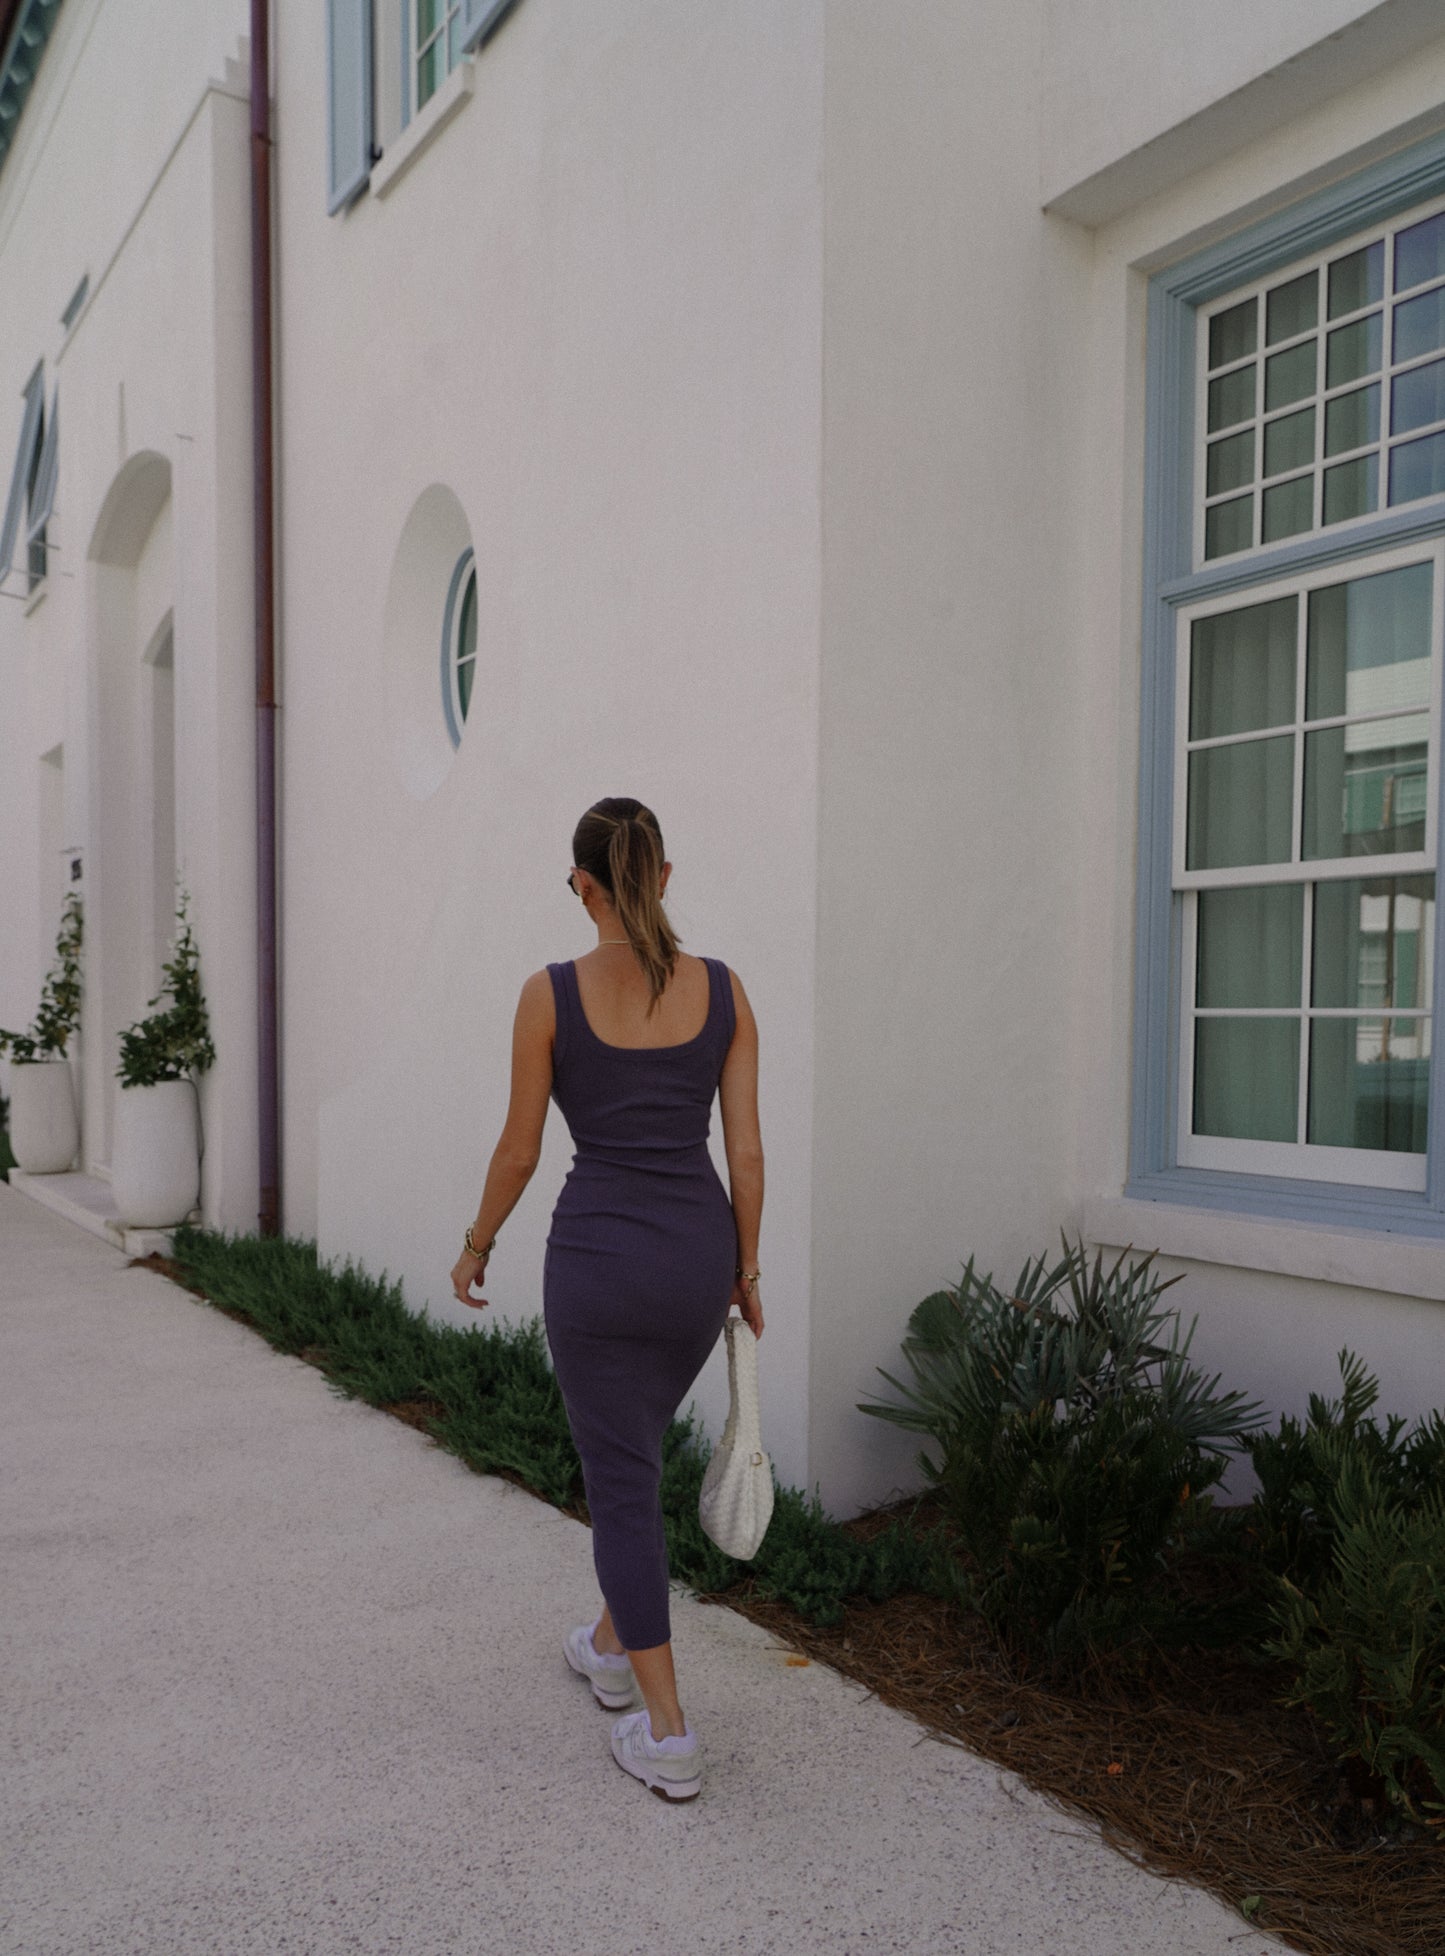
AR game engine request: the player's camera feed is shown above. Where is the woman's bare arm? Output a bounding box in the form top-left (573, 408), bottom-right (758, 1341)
top-left (452, 971), bottom-right (555, 1307)
top-left (718, 968), bottom-right (764, 1336)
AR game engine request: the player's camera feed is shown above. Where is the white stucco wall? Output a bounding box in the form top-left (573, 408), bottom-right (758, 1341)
top-left (0, 0), bottom-right (259, 1232)
top-left (808, 0), bottom-right (1094, 1515)
top-left (277, 0), bottom-right (824, 1495)
top-left (5, 0), bottom-right (1445, 1521)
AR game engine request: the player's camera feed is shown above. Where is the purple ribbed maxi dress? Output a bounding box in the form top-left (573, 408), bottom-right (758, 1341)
top-left (543, 955), bottom-right (739, 1651)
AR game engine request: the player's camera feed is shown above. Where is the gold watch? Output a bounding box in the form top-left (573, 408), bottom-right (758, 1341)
top-left (465, 1224), bottom-right (495, 1258)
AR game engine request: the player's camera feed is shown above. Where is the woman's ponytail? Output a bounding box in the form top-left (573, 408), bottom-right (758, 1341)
top-left (571, 798), bottom-right (681, 1013)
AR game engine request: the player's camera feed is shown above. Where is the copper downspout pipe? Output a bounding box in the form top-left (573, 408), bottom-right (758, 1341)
top-left (249, 0), bottom-right (280, 1237)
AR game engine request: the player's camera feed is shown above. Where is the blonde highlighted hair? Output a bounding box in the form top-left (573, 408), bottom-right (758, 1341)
top-left (572, 798), bottom-right (681, 1014)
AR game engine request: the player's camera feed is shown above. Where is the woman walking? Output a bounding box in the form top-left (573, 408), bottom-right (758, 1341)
top-left (450, 796), bottom-right (764, 1802)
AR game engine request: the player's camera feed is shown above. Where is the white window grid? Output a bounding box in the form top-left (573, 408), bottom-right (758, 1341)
top-left (414, 0), bottom-right (463, 115)
top-left (1172, 537), bottom-right (1445, 1188)
top-left (1194, 187), bottom-right (1445, 569)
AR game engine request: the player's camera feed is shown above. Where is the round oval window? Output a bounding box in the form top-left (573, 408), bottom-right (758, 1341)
top-left (441, 549), bottom-right (477, 748)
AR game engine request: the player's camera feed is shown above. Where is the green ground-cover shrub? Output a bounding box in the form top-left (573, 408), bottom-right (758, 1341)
top-left (1270, 1457), bottom-right (1445, 1828)
top-left (858, 1237), bottom-right (1268, 1665)
top-left (1247, 1350), bottom-right (1445, 1587)
top-left (1248, 1353), bottom-right (1445, 1827)
top-left (166, 1224), bottom-right (950, 1626)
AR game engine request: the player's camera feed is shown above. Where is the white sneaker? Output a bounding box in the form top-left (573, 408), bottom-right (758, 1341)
top-left (610, 1709), bottom-right (703, 1802)
top-left (564, 1617), bottom-right (639, 1709)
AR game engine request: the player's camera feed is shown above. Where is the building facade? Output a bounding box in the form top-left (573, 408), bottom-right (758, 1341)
top-left (4, 0), bottom-right (1445, 1517)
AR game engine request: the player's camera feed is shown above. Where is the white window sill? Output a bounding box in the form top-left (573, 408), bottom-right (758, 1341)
top-left (23, 576), bottom-right (47, 615)
top-left (1085, 1194), bottom-right (1445, 1305)
top-left (371, 54), bottom-right (475, 201)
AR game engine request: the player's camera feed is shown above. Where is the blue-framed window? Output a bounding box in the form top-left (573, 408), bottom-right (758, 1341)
top-left (327, 0), bottom-right (518, 211)
top-left (410, 0), bottom-right (464, 118)
top-left (399, 0), bottom-right (516, 130)
top-left (440, 547), bottom-right (477, 749)
top-left (1131, 128), bottom-right (1445, 1238)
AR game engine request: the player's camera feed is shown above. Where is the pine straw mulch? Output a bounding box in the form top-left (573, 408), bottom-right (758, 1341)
top-left (699, 1491), bottom-right (1444, 1956)
top-left (129, 1253), bottom-right (1442, 1956)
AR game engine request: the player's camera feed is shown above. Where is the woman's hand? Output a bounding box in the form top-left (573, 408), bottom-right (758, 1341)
top-left (730, 1276), bottom-right (763, 1341)
top-left (452, 1248), bottom-right (490, 1308)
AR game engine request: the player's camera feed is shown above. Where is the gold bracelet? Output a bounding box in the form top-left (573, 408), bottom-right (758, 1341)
top-left (465, 1224), bottom-right (495, 1258)
top-left (736, 1267), bottom-right (760, 1296)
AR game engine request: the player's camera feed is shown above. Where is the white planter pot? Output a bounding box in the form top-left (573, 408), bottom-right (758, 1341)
top-left (8, 1058), bottom-right (79, 1174)
top-left (111, 1079), bottom-right (201, 1228)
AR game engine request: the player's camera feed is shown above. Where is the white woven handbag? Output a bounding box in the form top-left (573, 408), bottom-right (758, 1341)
top-left (698, 1315), bottom-right (774, 1560)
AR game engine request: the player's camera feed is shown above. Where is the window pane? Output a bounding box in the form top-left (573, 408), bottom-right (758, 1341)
top-left (1265, 341), bottom-right (1316, 411)
top-left (1187, 737), bottom-right (1295, 870)
top-left (1208, 364), bottom-right (1255, 432)
top-left (1263, 407), bottom-right (1314, 478)
top-left (1262, 473), bottom-right (1313, 543)
top-left (1391, 355), bottom-right (1445, 436)
top-left (417, 0), bottom-right (439, 36)
top-left (1394, 212), bottom-right (1445, 296)
top-left (1328, 241), bottom-right (1384, 319)
top-left (1197, 885), bottom-right (1303, 1008)
top-left (1393, 287), bottom-right (1445, 365)
top-left (1303, 719), bottom-right (1429, 860)
top-left (1307, 1016), bottom-right (1429, 1151)
top-left (1204, 494), bottom-right (1253, 559)
top-left (1266, 272), bottom-right (1318, 345)
top-left (418, 35), bottom-right (442, 106)
top-left (458, 567), bottom-right (477, 659)
top-left (1322, 453), bottom-right (1379, 526)
top-left (1191, 596), bottom-right (1297, 738)
top-left (1193, 1018), bottom-right (1299, 1141)
top-left (1324, 382), bottom-right (1380, 457)
top-left (1207, 429), bottom-right (1254, 496)
top-left (1389, 429), bottom-right (1445, 506)
top-left (1326, 314), bottom-right (1382, 387)
top-left (1312, 875), bottom-right (1434, 1010)
top-left (457, 655), bottom-right (474, 720)
top-left (1209, 300), bottom-right (1257, 371)
top-left (1305, 562), bottom-right (1432, 720)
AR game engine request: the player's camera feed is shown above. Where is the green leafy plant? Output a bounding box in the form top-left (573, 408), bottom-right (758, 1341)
top-left (116, 889), bottom-right (216, 1087)
top-left (1247, 1349), bottom-right (1445, 1590)
top-left (0, 891), bottom-right (83, 1063)
top-left (858, 1236), bottom-right (1267, 1663)
top-left (1268, 1454), bottom-right (1445, 1829)
top-left (1246, 1352), bottom-right (1445, 1829)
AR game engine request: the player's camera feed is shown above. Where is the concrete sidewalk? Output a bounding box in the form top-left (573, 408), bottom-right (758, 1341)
top-left (0, 1182), bottom-right (1286, 1956)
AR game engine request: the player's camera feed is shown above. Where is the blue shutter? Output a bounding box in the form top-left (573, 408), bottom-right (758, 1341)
top-left (27, 386), bottom-right (58, 542)
top-left (0, 364), bottom-right (43, 585)
top-left (326, 0), bottom-right (373, 215)
top-left (459, 0), bottom-right (516, 56)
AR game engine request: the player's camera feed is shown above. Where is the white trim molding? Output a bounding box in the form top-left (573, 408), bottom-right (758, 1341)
top-left (1087, 1193), bottom-right (1445, 1303)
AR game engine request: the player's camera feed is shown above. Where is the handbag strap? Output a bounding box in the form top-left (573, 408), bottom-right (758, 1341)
top-left (723, 1315), bottom-right (764, 1457)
